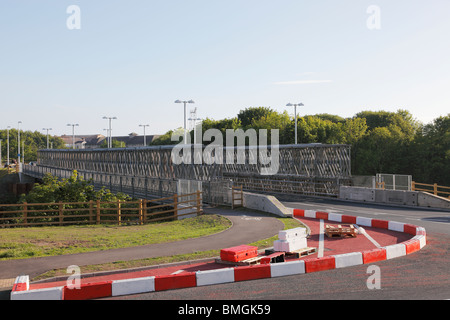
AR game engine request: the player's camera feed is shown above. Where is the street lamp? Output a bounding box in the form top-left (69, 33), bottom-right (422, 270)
top-left (188, 116), bottom-right (202, 145)
top-left (67, 123), bottom-right (79, 149)
top-left (286, 102), bottom-right (304, 144)
top-left (139, 124), bottom-right (150, 147)
top-left (103, 116), bottom-right (117, 148)
top-left (175, 99), bottom-right (195, 143)
top-left (42, 128), bottom-right (52, 149)
top-left (6, 126), bottom-right (10, 166)
top-left (17, 121), bottom-right (22, 163)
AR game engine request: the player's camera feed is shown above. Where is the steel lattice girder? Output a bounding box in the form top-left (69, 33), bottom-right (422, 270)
top-left (36, 144), bottom-right (350, 180)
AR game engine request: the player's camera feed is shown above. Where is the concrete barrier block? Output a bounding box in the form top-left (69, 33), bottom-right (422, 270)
top-left (270, 260), bottom-right (305, 278)
top-left (412, 235), bottom-right (426, 249)
top-left (196, 268), bottom-right (235, 287)
top-left (112, 276), bottom-right (155, 296)
top-left (278, 227), bottom-right (307, 240)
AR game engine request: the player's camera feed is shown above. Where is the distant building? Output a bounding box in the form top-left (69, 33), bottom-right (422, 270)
top-left (58, 133), bottom-right (160, 149)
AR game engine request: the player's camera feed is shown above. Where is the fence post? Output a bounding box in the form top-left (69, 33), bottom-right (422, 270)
top-left (173, 194), bottom-right (178, 219)
top-left (139, 199), bottom-right (143, 225)
top-left (411, 181), bottom-right (416, 191)
top-left (143, 199), bottom-right (147, 223)
top-left (89, 200), bottom-right (94, 224)
top-left (96, 200), bottom-right (101, 225)
top-left (434, 183), bottom-right (438, 196)
top-left (58, 202), bottom-right (64, 226)
top-left (117, 200), bottom-right (121, 226)
top-left (196, 190), bottom-right (201, 215)
top-left (23, 202), bottom-right (28, 226)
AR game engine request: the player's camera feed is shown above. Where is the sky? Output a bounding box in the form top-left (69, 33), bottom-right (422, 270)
top-left (1, 0), bottom-right (449, 137)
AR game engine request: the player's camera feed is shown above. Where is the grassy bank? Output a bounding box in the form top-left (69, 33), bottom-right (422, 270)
top-left (0, 214), bottom-right (231, 260)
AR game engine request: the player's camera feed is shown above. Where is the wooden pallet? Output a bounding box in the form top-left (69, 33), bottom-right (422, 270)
top-left (265, 247), bottom-right (317, 258)
top-left (325, 224), bottom-right (357, 238)
top-left (286, 247), bottom-right (317, 258)
top-left (215, 255), bottom-right (262, 266)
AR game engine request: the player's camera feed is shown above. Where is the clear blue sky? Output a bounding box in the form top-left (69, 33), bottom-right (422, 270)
top-left (1, 0), bottom-right (449, 137)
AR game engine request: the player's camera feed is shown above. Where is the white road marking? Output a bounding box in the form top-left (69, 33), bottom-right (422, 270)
top-left (318, 219), bottom-right (325, 258)
top-left (354, 224), bottom-right (381, 248)
top-left (171, 269), bottom-right (185, 275)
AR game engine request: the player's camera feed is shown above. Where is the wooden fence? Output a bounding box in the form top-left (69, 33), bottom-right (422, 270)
top-left (0, 191), bottom-right (202, 228)
top-left (412, 182), bottom-right (450, 198)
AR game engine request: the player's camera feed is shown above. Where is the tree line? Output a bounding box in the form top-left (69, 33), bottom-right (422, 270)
top-left (150, 107), bottom-right (449, 186)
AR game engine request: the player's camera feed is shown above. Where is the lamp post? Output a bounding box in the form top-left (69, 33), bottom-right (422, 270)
top-left (67, 124), bottom-right (79, 149)
top-left (188, 116), bottom-right (202, 145)
top-left (286, 102), bottom-right (304, 144)
top-left (6, 126), bottom-right (10, 166)
top-left (139, 124), bottom-right (150, 147)
top-left (42, 128), bottom-right (52, 149)
top-left (175, 100), bottom-right (195, 143)
top-left (17, 121), bottom-right (22, 163)
top-left (103, 116), bottom-right (117, 148)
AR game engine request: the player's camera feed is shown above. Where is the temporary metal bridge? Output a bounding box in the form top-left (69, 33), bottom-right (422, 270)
top-left (23, 144), bottom-right (351, 201)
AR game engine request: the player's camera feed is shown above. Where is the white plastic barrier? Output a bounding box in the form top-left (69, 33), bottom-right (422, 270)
top-left (384, 243), bottom-right (406, 259)
top-left (388, 221), bottom-right (405, 233)
top-left (356, 216), bottom-right (372, 227)
top-left (196, 268), bottom-right (235, 287)
top-left (112, 276), bottom-right (155, 297)
top-left (270, 260), bottom-right (305, 278)
top-left (334, 252), bottom-right (363, 268)
top-left (11, 286), bottom-right (64, 300)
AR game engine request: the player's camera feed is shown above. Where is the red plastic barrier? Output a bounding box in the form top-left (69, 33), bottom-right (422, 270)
top-left (371, 219), bottom-right (389, 229)
top-left (304, 256), bottom-right (336, 273)
top-left (293, 209), bottom-right (305, 217)
top-left (403, 224), bottom-right (418, 235)
top-left (154, 273), bottom-right (196, 292)
top-left (404, 239), bottom-right (421, 254)
top-left (220, 245), bottom-right (258, 262)
top-left (316, 211), bottom-right (329, 220)
top-left (234, 265), bottom-right (271, 282)
top-left (63, 281), bottom-right (112, 300)
top-left (362, 248), bottom-right (387, 264)
top-left (341, 215), bottom-right (357, 224)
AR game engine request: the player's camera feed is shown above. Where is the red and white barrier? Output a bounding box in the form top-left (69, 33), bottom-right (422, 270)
top-left (11, 208), bottom-right (427, 300)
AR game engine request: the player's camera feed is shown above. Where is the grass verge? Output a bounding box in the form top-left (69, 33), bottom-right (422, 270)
top-left (32, 216), bottom-right (305, 281)
top-left (0, 214), bottom-right (231, 260)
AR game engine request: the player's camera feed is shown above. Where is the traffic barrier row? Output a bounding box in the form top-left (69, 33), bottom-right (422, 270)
top-left (10, 208), bottom-right (427, 300)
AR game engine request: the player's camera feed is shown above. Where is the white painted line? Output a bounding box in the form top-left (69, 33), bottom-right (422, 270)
top-left (354, 224), bottom-right (381, 248)
top-left (318, 219), bottom-right (325, 258)
top-left (171, 269), bottom-right (185, 275)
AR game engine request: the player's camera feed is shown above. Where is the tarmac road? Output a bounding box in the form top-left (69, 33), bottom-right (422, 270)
top-left (121, 196), bottom-right (450, 300)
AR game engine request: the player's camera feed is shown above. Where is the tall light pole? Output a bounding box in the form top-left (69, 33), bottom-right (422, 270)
top-left (42, 128), bottom-right (52, 149)
top-left (139, 124), bottom-right (150, 147)
top-left (6, 126), bottom-right (10, 166)
top-left (17, 121), bottom-right (22, 164)
top-left (67, 123), bottom-right (79, 149)
top-left (103, 116), bottom-right (117, 148)
top-left (175, 100), bottom-right (194, 144)
top-left (286, 102), bottom-right (304, 144)
top-left (0, 139), bottom-right (2, 167)
top-left (188, 116), bottom-right (202, 145)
